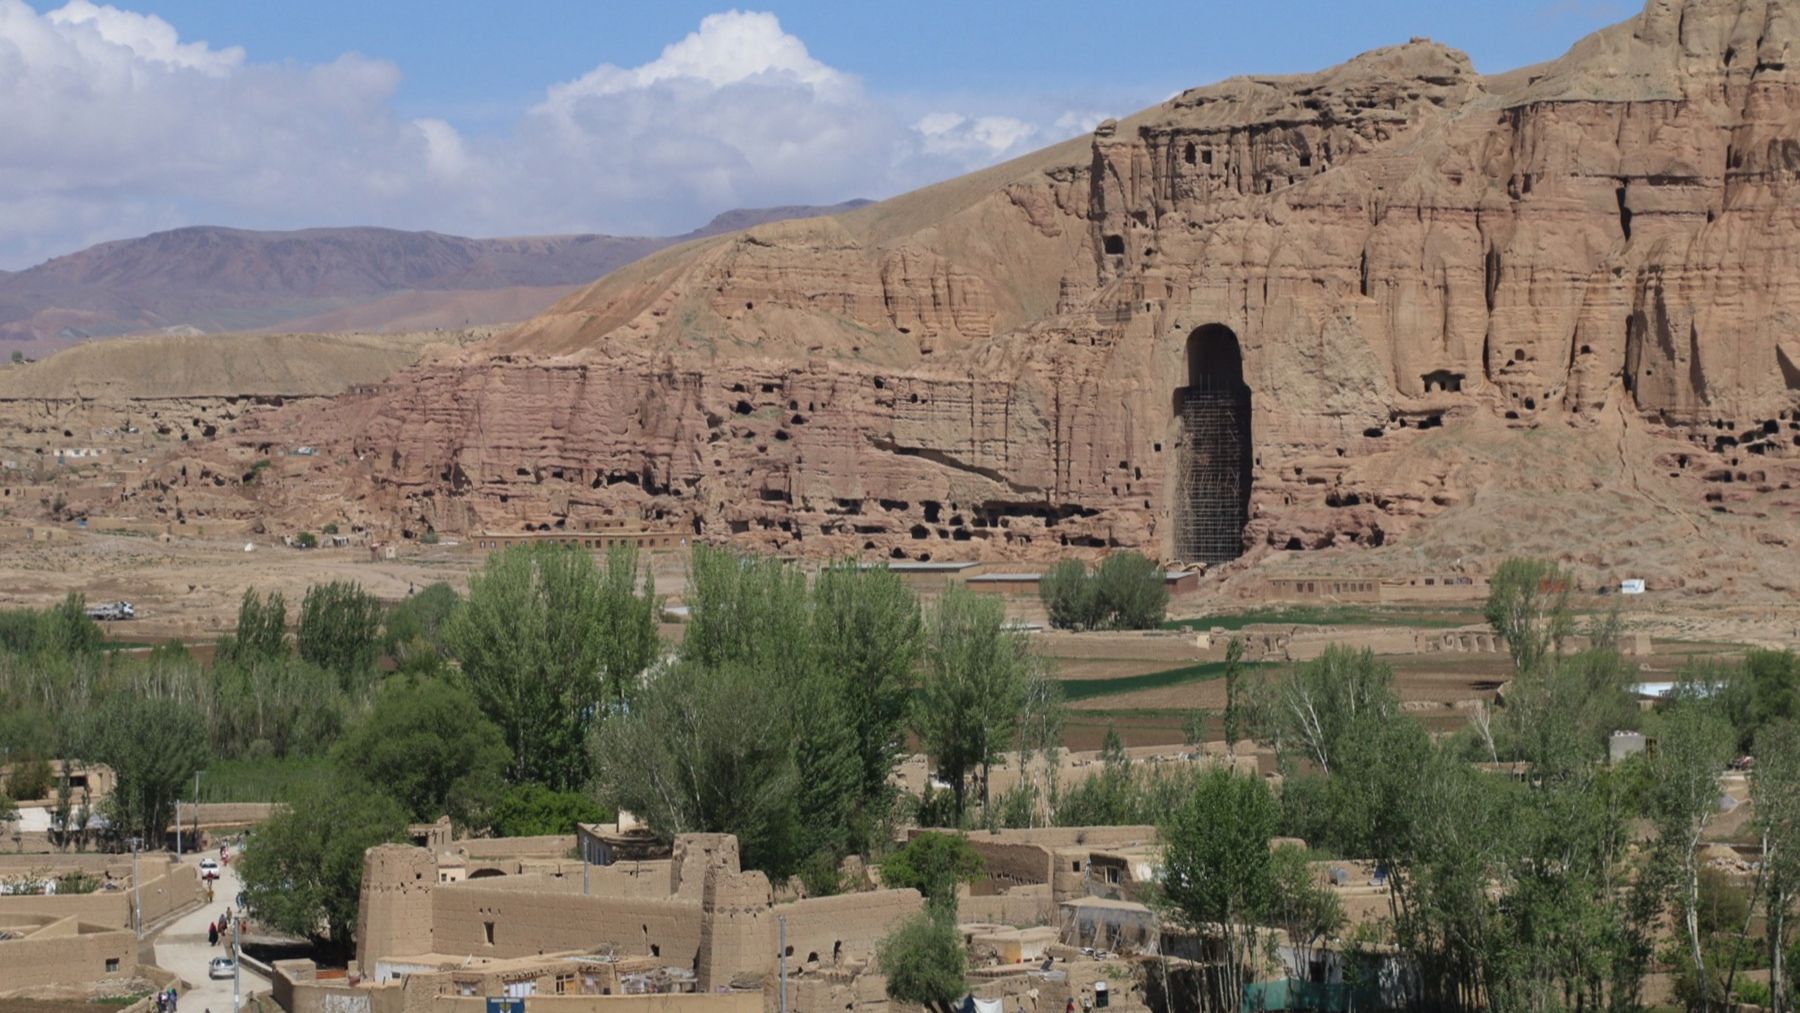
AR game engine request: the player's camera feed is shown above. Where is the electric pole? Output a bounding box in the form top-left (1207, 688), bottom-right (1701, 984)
top-left (233, 909), bottom-right (242, 1012)
top-left (130, 837), bottom-right (141, 939)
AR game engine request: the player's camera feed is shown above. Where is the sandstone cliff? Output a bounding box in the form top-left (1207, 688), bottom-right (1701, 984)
top-left (142, 0), bottom-right (1800, 594)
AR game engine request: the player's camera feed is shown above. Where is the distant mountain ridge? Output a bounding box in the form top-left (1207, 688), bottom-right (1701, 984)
top-left (0, 200), bottom-right (870, 351)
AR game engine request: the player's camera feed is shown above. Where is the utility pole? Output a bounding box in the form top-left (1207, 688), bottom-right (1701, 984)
top-left (232, 909), bottom-right (242, 1012)
top-left (130, 837), bottom-right (142, 939)
top-left (777, 915), bottom-right (787, 1013)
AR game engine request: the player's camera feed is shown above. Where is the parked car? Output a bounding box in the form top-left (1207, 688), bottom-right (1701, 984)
top-left (198, 857), bottom-right (220, 880)
top-left (209, 956), bottom-right (235, 980)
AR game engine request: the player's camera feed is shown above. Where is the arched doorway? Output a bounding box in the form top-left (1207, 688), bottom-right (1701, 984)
top-left (1175, 325), bottom-right (1252, 562)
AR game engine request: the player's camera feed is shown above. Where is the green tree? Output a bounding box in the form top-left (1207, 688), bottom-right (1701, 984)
top-left (1222, 637), bottom-right (1245, 751)
top-left (489, 783), bottom-right (609, 837)
top-left (381, 582), bottom-right (461, 658)
top-left (791, 675), bottom-right (862, 865)
top-left (0, 594), bottom-right (104, 658)
top-left (593, 660), bottom-right (798, 872)
top-left (294, 531), bottom-right (318, 549)
top-left (682, 544), bottom-right (806, 672)
top-left (1093, 551), bottom-right (1168, 629)
top-left (1267, 843), bottom-right (1344, 980)
top-left (45, 593), bottom-right (103, 657)
top-left (1259, 645), bottom-right (1394, 775)
top-left (1484, 557), bottom-right (1574, 675)
top-left (297, 581), bottom-right (383, 688)
top-left (331, 678), bottom-right (509, 827)
top-left (1039, 559), bottom-right (1095, 630)
top-left (878, 831), bottom-right (986, 918)
top-left (1010, 672), bottom-right (1064, 829)
top-left (1650, 701), bottom-right (1735, 1012)
top-left (878, 913), bottom-right (966, 1013)
top-left (1755, 720), bottom-right (1800, 1013)
top-left (208, 654), bottom-right (352, 759)
top-left (1156, 768), bottom-right (1282, 1012)
top-left (220, 589), bottom-right (286, 664)
top-left (81, 696), bottom-right (207, 844)
top-left (0, 795), bottom-right (16, 847)
top-left (1054, 726), bottom-right (1137, 827)
top-left (237, 778), bottom-right (407, 958)
top-left (1718, 650), bottom-right (1800, 754)
top-left (914, 589), bottom-right (1034, 821)
top-left (810, 560), bottom-right (924, 844)
top-left (447, 544), bottom-right (659, 788)
top-left (5, 753), bottom-right (52, 800)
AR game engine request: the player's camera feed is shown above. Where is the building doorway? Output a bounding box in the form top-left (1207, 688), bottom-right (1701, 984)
top-left (1175, 325), bottom-right (1252, 562)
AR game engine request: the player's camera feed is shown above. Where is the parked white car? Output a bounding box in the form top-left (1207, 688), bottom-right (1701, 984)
top-left (209, 956), bottom-right (235, 980)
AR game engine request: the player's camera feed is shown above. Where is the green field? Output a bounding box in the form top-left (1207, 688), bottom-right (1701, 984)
top-left (196, 755), bottom-right (332, 803)
top-left (1052, 659), bottom-right (1244, 703)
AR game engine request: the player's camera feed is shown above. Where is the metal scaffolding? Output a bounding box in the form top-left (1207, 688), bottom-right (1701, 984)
top-left (1175, 387), bottom-right (1251, 563)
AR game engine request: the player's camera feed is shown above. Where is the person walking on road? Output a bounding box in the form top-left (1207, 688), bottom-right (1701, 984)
top-left (207, 920), bottom-right (218, 947)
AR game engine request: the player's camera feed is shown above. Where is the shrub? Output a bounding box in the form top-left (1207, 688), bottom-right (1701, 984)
top-left (1094, 552), bottom-right (1168, 629)
top-left (5, 754), bottom-right (53, 800)
top-left (1039, 560), bottom-right (1095, 630)
top-left (294, 531), bottom-right (317, 549)
top-left (1038, 552), bottom-right (1168, 630)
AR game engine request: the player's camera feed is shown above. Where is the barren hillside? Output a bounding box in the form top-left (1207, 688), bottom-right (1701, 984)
top-left (0, 202), bottom-right (869, 353)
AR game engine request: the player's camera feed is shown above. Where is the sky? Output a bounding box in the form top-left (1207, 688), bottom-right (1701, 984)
top-left (0, 0), bottom-right (1632, 270)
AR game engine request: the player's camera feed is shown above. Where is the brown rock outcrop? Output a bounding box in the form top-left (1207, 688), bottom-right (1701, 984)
top-left (147, 0), bottom-right (1800, 590)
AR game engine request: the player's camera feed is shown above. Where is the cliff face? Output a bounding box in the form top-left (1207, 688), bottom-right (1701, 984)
top-left (161, 0), bottom-right (1800, 589)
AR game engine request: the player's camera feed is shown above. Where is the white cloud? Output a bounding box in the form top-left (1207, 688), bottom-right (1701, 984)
top-left (0, 3), bottom-right (1108, 267)
top-left (46, 0), bottom-right (241, 75)
top-left (545, 10), bottom-right (851, 100)
top-left (914, 113), bottom-right (1039, 159)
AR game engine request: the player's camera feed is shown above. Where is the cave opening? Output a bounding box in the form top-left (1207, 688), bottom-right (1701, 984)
top-left (1174, 324), bottom-right (1252, 563)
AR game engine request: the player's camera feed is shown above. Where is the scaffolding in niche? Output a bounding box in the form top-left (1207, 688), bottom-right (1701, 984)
top-left (1175, 387), bottom-right (1251, 564)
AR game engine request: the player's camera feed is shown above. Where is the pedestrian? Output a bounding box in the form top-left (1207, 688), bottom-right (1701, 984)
top-left (207, 920), bottom-right (218, 947)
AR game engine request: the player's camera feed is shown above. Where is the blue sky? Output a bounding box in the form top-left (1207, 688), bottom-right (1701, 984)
top-left (0, 0), bottom-right (1631, 268)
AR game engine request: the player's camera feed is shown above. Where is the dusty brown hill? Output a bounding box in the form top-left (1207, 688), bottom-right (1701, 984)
top-left (142, 0), bottom-right (1800, 596)
top-left (0, 202), bottom-right (869, 353)
top-left (0, 329), bottom-right (481, 400)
